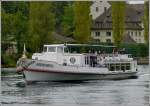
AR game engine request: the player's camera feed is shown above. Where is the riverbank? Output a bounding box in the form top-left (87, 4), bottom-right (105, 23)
top-left (1, 68), bottom-right (17, 76)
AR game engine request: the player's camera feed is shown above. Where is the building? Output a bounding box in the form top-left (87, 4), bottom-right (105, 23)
top-left (91, 3), bottom-right (145, 43)
top-left (1, 41), bottom-right (17, 55)
top-left (90, 1), bottom-right (110, 20)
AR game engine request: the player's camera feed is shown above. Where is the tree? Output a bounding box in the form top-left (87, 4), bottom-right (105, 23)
top-left (13, 11), bottom-right (28, 53)
top-left (29, 2), bottom-right (55, 52)
top-left (2, 1), bottom-right (29, 17)
top-left (52, 1), bottom-right (70, 33)
top-left (112, 1), bottom-right (126, 47)
top-left (2, 2), bottom-right (28, 54)
top-left (1, 9), bottom-right (14, 42)
top-left (143, 1), bottom-right (149, 44)
top-left (73, 1), bottom-right (91, 43)
top-left (61, 3), bottom-right (74, 37)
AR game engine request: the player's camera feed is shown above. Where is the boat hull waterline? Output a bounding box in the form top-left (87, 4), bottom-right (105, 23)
top-left (24, 70), bottom-right (137, 82)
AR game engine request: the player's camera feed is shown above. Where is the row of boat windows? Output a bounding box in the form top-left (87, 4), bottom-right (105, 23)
top-left (84, 56), bottom-right (131, 71)
top-left (106, 63), bottom-right (131, 71)
top-left (43, 46), bottom-right (69, 53)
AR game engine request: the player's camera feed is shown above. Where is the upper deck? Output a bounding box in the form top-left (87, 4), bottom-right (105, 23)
top-left (32, 44), bottom-right (135, 67)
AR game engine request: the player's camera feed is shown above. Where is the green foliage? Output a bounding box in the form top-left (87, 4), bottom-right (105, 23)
top-left (2, 2), bottom-right (28, 54)
top-left (1, 54), bottom-right (18, 67)
top-left (28, 2), bottom-right (56, 52)
top-left (13, 11), bottom-right (28, 53)
top-left (2, 1), bottom-right (29, 16)
top-left (112, 1), bottom-right (126, 47)
top-left (1, 10), bottom-right (15, 42)
top-left (61, 3), bottom-right (74, 37)
top-left (120, 43), bottom-right (149, 57)
top-left (143, 1), bottom-right (149, 44)
top-left (52, 1), bottom-right (69, 28)
top-left (74, 1), bottom-right (91, 43)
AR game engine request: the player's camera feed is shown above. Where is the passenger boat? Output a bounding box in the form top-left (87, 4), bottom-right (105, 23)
top-left (16, 44), bottom-right (138, 83)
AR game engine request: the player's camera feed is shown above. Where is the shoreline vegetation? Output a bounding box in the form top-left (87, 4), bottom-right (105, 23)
top-left (1, 43), bottom-right (149, 68)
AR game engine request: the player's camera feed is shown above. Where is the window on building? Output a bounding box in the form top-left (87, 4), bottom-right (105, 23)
top-left (106, 31), bottom-right (111, 36)
top-left (139, 39), bottom-right (141, 43)
top-left (96, 22), bottom-right (100, 27)
top-left (139, 31), bottom-right (141, 36)
top-left (106, 39), bottom-right (111, 43)
top-left (104, 7), bottom-right (107, 12)
top-left (135, 31), bottom-right (137, 36)
top-left (95, 39), bottom-right (100, 43)
top-left (128, 31), bottom-right (130, 35)
top-left (135, 39), bottom-right (137, 41)
top-left (95, 31), bottom-right (100, 37)
top-left (131, 32), bottom-right (133, 36)
top-left (90, 14), bottom-right (92, 18)
top-left (96, 7), bottom-right (99, 12)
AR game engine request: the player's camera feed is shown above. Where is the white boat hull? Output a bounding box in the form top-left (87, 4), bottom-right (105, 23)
top-left (17, 59), bottom-right (138, 83)
top-left (24, 70), bottom-right (137, 82)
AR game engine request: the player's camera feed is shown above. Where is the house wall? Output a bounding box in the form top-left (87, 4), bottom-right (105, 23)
top-left (90, 1), bottom-right (145, 43)
top-left (127, 30), bottom-right (145, 43)
top-left (91, 30), bottom-right (114, 43)
top-left (90, 1), bottom-right (110, 20)
top-left (91, 29), bottom-right (145, 43)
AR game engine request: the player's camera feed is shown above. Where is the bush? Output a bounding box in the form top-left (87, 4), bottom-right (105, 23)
top-left (1, 54), bottom-right (19, 67)
top-left (120, 43), bottom-right (149, 57)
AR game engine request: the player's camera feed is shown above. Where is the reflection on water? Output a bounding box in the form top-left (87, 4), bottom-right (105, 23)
top-left (1, 65), bottom-right (149, 106)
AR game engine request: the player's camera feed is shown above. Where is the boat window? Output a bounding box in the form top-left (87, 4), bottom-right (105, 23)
top-left (116, 63), bottom-right (120, 70)
top-left (43, 47), bottom-right (47, 52)
top-left (128, 54), bottom-right (132, 58)
top-left (110, 64), bottom-right (115, 71)
top-left (57, 47), bottom-right (63, 53)
top-left (121, 63), bottom-right (125, 71)
top-left (48, 47), bottom-right (56, 52)
top-left (126, 63), bottom-right (130, 70)
top-left (64, 47), bottom-right (69, 53)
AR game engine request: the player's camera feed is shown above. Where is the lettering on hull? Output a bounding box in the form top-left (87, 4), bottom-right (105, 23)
top-left (36, 63), bottom-right (54, 68)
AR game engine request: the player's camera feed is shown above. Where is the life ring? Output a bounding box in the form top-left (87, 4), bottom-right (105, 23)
top-left (70, 57), bottom-right (76, 64)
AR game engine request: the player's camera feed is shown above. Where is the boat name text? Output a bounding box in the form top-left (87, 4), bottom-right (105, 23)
top-left (36, 63), bottom-right (53, 67)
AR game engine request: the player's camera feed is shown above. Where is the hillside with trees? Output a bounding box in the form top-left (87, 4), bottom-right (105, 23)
top-left (1, 1), bottom-right (91, 67)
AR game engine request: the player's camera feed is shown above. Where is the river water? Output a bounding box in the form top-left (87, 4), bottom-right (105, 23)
top-left (1, 65), bottom-right (149, 106)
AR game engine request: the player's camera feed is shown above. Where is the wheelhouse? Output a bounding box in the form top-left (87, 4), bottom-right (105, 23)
top-left (43, 44), bottom-right (70, 53)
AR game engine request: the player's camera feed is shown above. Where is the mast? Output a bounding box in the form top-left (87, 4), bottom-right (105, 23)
top-left (22, 43), bottom-right (27, 58)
